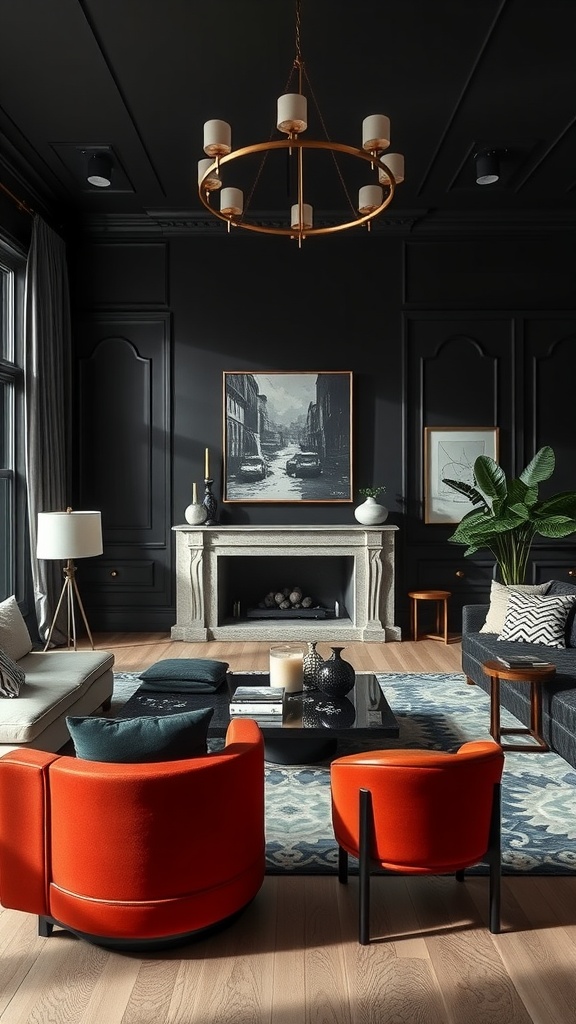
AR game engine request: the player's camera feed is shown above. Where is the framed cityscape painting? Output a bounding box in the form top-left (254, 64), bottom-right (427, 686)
top-left (223, 371), bottom-right (353, 503)
top-left (424, 426), bottom-right (499, 523)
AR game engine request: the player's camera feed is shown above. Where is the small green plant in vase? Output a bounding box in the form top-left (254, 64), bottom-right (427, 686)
top-left (355, 486), bottom-right (388, 525)
top-left (359, 486), bottom-right (386, 499)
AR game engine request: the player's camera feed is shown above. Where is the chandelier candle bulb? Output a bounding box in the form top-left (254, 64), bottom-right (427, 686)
top-left (277, 93), bottom-right (307, 134)
top-left (198, 158), bottom-right (221, 191)
top-left (220, 187), bottom-right (243, 217)
top-left (291, 203), bottom-right (313, 230)
top-left (379, 152), bottom-right (405, 185)
top-left (203, 119), bottom-right (231, 157)
top-left (362, 114), bottom-right (390, 153)
top-left (358, 184), bottom-right (383, 214)
top-left (269, 643), bottom-right (305, 693)
top-left (204, 447), bottom-right (210, 478)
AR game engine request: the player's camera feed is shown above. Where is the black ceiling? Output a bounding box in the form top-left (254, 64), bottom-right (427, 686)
top-left (0, 0), bottom-right (575, 233)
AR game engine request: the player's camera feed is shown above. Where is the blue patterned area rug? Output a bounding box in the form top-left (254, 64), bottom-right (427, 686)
top-left (111, 671), bottom-right (576, 877)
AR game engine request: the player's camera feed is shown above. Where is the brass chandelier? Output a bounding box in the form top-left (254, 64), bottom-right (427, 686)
top-left (197, 0), bottom-right (404, 242)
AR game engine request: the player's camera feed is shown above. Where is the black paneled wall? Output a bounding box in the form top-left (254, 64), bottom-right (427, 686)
top-left (70, 228), bottom-right (576, 632)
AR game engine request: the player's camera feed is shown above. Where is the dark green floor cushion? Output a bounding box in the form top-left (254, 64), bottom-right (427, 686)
top-left (137, 658), bottom-right (229, 693)
top-left (67, 707), bottom-right (215, 762)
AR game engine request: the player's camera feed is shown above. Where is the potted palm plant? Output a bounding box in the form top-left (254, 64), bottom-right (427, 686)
top-left (442, 446), bottom-right (576, 584)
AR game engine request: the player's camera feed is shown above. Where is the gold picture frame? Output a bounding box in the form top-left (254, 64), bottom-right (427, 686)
top-left (424, 426), bottom-right (499, 524)
top-left (223, 371), bottom-right (353, 503)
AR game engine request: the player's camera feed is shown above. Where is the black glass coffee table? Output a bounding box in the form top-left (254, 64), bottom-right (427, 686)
top-left (119, 672), bottom-right (399, 764)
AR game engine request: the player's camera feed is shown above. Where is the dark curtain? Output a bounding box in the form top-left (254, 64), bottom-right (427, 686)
top-left (24, 214), bottom-right (71, 643)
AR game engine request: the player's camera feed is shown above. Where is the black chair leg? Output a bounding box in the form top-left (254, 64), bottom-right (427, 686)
top-left (455, 868), bottom-right (465, 882)
top-left (488, 782), bottom-right (502, 934)
top-left (338, 845), bottom-right (348, 884)
top-left (38, 916), bottom-right (54, 937)
top-left (359, 788), bottom-right (372, 945)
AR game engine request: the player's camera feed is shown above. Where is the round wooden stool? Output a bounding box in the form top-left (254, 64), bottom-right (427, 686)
top-left (408, 590), bottom-right (451, 644)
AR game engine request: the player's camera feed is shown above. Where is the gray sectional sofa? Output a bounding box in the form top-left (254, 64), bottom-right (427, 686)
top-left (461, 579), bottom-right (576, 770)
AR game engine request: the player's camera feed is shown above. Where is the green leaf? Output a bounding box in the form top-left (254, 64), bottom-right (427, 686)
top-left (474, 456), bottom-right (507, 503)
top-left (507, 502), bottom-right (531, 522)
top-left (533, 516), bottom-right (576, 539)
top-left (519, 446), bottom-right (555, 485)
top-left (537, 492), bottom-right (576, 517)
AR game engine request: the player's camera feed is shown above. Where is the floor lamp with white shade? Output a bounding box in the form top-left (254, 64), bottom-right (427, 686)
top-left (37, 508), bottom-right (103, 651)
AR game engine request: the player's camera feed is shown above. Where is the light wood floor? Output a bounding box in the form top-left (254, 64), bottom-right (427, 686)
top-left (1, 635), bottom-right (575, 1024)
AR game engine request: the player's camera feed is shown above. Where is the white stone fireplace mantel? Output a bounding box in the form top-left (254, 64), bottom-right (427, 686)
top-left (171, 524), bottom-right (401, 643)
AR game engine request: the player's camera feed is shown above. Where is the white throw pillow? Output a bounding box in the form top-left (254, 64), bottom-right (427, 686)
top-left (0, 595), bottom-right (33, 661)
top-left (498, 591), bottom-right (576, 649)
top-left (480, 580), bottom-right (551, 634)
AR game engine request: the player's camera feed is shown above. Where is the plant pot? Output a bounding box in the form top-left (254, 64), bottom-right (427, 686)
top-left (354, 496), bottom-right (388, 525)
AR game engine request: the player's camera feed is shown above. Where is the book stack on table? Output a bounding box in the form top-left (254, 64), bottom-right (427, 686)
top-left (496, 655), bottom-right (553, 669)
top-left (229, 685), bottom-right (285, 717)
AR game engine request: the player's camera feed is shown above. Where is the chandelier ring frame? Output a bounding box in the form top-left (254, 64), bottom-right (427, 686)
top-left (198, 138), bottom-right (396, 238)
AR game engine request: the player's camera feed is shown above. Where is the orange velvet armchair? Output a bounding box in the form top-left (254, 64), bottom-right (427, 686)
top-left (0, 718), bottom-right (265, 950)
top-left (330, 740), bottom-right (505, 944)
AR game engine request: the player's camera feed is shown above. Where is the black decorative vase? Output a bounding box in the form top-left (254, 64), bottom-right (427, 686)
top-left (202, 478), bottom-right (218, 525)
top-left (317, 646), bottom-right (355, 698)
top-left (303, 640), bottom-right (324, 690)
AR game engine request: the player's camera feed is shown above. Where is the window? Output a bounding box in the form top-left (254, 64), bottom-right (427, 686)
top-left (0, 239), bottom-right (26, 602)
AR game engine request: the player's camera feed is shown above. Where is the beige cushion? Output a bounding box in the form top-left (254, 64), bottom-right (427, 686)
top-left (0, 650), bottom-right (114, 744)
top-left (0, 596), bottom-right (33, 661)
top-left (480, 580), bottom-right (551, 634)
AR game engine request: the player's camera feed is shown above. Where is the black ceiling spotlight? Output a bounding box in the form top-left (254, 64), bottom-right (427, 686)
top-left (86, 151), bottom-right (113, 187)
top-left (474, 149), bottom-right (500, 186)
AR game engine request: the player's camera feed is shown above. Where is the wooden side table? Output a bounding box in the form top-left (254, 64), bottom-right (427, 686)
top-left (408, 590), bottom-right (451, 644)
top-left (481, 660), bottom-right (555, 752)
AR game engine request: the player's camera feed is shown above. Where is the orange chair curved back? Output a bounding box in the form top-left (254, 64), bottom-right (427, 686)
top-left (0, 718), bottom-right (265, 948)
top-left (330, 740), bottom-right (504, 943)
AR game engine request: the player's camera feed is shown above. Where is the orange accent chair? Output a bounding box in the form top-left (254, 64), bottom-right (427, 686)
top-left (0, 718), bottom-right (265, 950)
top-left (330, 740), bottom-right (504, 944)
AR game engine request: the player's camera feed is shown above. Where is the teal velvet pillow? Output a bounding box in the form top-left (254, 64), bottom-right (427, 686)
top-left (138, 658), bottom-right (229, 693)
top-left (67, 707), bottom-right (214, 763)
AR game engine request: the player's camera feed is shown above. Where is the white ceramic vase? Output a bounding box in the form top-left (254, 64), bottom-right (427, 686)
top-left (354, 496), bottom-right (388, 525)
top-left (184, 502), bottom-right (208, 525)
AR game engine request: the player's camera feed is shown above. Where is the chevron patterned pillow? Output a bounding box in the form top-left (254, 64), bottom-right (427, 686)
top-left (498, 591), bottom-right (576, 648)
top-left (0, 648), bottom-right (25, 698)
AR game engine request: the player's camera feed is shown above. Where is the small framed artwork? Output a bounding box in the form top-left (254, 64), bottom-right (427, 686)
top-left (424, 426), bottom-right (499, 524)
top-left (223, 371), bottom-right (353, 503)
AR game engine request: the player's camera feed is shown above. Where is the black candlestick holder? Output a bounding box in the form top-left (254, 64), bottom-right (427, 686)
top-left (202, 478), bottom-right (218, 525)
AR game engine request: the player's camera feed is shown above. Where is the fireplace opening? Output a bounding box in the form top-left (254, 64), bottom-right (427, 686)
top-left (217, 555), bottom-right (355, 624)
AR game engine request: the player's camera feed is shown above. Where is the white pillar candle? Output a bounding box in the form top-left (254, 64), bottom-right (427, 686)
top-left (204, 448), bottom-right (210, 478)
top-left (277, 93), bottom-right (307, 134)
top-left (269, 644), bottom-right (304, 692)
top-left (192, 482), bottom-right (198, 504)
top-left (378, 152), bottom-right (405, 185)
top-left (197, 158), bottom-right (221, 191)
top-left (203, 119), bottom-right (231, 157)
top-left (358, 184), bottom-right (383, 214)
top-left (290, 203), bottom-right (313, 230)
top-left (220, 187), bottom-right (243, 216)
top-left (362, 114), bottom-right (390, 152)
